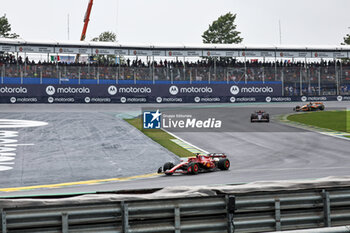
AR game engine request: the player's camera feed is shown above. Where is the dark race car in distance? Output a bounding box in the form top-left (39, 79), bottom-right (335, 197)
top-left (293, 102), bottom-right (325, 112)
top-left (250, 110), bottom-right (270, 123)
top-left (158, 153), bottom-right (230, 175)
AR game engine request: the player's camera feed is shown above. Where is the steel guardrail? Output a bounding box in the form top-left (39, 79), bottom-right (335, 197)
top-left (2, 187), bottom-right (350, 232)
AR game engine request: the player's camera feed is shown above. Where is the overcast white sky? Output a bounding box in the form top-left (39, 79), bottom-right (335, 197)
top-left (1, 0), bottom-right (350, 46)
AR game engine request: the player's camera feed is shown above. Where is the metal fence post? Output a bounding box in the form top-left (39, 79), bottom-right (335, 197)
top-left (134, 69), bottom-right (136, 84)
top-left (189, 69), bottom-right (192, 84)
top-left (97, 66), bottom-right (100, 85)
top-left (281, 69), bottom-right (284, 96)
top-left (78, 66), bottom-right (81, 85)
top-left (335, 59), bottom-right (339, 95)
top-left (226, 195), bottom-right (235, 233)
top-left (1, 209), bottom-right (7, 233)
top-left (171, 69), bottom-right (173, 84)
top-left (174, 206), bottom-right (181, 233)
top-left (1, 64), bottom-right (4, 84)
top-left (318, 67), bottom-right (321, 96)
top-left (62, 212), bottom-right (69, 233)
top-left (300, 67), bottom-right (303, 96)
top-left (152, 56), bottom-right (155, 84)
top-left (275, 198), bottom-right (281, 231)
top-left (322, 190), bottom-right (331, 227)
top-left (121, 201), bottom-right (129, 233)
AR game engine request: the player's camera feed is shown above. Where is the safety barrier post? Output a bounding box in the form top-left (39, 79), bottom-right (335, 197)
top-left (322, 190), bottom-right (331, 227)
top-left (275, 198), bottom-right (281, 231)
top-left (62, 212), bottom-right (69, 233)
top-left (226, 195), bottom-right (235, 233)
top-left (175, 206), bottom-right (181, 233)
top-left (121, 201), bottom-right (129, 233)
top-left (1, 209), bottom-right (7, 233)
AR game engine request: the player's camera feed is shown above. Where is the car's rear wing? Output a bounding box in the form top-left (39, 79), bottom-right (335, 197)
top-left (207, 153), bottom-right (227, 158)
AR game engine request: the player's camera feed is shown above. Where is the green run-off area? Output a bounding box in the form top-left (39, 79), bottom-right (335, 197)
top-left (287, 111), bottom-right (350, 133)
top-left (125, 117), bottom-right (194, 158)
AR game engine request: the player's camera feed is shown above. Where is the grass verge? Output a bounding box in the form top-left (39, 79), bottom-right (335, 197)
top-left (287, 111), bottom-right (350, 133)
top-left (125, 117), bottom-right (195, 158)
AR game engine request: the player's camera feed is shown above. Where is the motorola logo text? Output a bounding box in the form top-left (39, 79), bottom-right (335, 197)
top-left (0, 86), bottom-right (28, 94)
top-left (118, 87), bottom-right (151, 94)
top-left (57, 87), bottom-right (90, 94)
top-left (241, 86), bottom-right (273, 93)
top-left (180, 86), bottom-right (212, 94)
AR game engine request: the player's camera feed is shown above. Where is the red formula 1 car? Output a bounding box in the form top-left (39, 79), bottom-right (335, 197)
top-left (293, 102), bottom-right (325, 112)
top-left (158, 153), bottom-right (230, 175)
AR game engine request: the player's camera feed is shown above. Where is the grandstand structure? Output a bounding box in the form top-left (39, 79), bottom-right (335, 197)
top-left (1, 38), bottom-right (350, 96)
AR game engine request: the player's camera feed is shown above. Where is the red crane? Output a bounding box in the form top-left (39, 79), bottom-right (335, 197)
top-left (76, 0), bottom-right (93, 62)
top-left (80, 0), bottom-right (94, 41)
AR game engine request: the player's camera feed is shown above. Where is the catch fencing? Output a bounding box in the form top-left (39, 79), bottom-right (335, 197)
top-left (1, 186), bottom-right (350, 233)
top-left (1, 64), bottom-right (350, 97)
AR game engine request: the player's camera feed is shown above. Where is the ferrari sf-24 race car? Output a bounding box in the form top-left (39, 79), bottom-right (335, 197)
top-left (293, 102), bottom-right (325, 112)
top-left (158, 153), bottom-right (230, 175)
top-left (251, 110), bottom-right (270, 122)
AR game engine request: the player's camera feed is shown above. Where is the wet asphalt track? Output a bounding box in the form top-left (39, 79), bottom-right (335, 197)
top-left (0, 102), bottom-right (349, 197)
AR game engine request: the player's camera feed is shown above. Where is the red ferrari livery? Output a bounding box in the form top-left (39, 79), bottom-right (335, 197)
top-left (158, 153), bottom-right (230, 175)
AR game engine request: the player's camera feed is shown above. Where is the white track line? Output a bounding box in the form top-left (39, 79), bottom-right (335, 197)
top-left (163, 129), bottom-right (209, 154)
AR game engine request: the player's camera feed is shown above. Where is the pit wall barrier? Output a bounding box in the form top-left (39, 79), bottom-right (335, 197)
top-left (0, 84), bottom-right (348, 103)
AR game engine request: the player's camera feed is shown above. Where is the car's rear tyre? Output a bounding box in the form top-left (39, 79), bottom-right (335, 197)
top-left (218, 159), bottom-right (230, 170)
top-left (163, 162), bottom-right (174, 171)
top-left (188, 163), bottom-right (199, 175)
